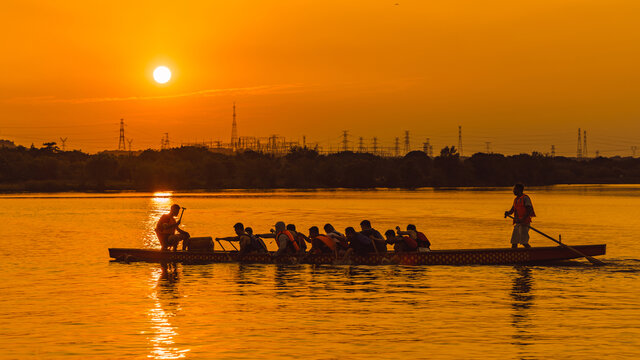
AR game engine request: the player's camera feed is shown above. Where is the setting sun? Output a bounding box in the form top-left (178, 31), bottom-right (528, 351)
top-left (153, 66), bottom-right (171, 84)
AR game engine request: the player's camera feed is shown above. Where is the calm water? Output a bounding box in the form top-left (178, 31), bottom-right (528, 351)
top-left (1, 186), bottom-right (639, 359)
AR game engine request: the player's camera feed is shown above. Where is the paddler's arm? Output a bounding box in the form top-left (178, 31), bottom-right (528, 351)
top-left (255, 233), bottom-right (275, 239)
top-left (396, 230), bottom-right (411, 236)
top-left (158, 222), bottom-right (179, 235)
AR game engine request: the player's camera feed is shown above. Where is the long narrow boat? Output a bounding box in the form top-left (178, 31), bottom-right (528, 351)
top-left (109, 244), bottom-right (605, 265)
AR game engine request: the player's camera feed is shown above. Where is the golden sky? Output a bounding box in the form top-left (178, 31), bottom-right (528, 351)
top-left (1, 0), bottom-right (639, 155)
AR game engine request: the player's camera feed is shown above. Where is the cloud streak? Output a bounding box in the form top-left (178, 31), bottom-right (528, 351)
top-left (3, 83), bottom-right (308, 105)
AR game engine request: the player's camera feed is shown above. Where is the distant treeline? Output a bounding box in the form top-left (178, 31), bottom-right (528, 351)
top-left (1, 143), bottom-right (640, 192)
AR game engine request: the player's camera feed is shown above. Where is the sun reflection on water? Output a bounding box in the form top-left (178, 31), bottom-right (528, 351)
top-left (144, 193), bottom-right (174, 249)
top-left (146, 265), bottom-right (189, 359)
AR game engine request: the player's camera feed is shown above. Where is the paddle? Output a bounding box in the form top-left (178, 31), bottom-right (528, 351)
top-left (506, 215), bottom-right (604, 266)
top-left (177, 207), bottom-right (186, 224)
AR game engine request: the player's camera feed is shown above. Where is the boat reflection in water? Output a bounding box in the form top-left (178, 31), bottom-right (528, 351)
top-left (146, 263), bottom-right (189, 359)
top-left (510, 266), bottom-right (536, 356)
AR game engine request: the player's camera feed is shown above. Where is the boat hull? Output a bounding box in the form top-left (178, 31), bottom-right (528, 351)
top-left (109, 244), bottom-right (606, 266)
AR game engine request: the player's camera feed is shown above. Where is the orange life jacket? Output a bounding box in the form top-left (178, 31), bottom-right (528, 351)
top-left (313, 235), bottom-right (336, 251)
top-left (513, 194), bottom-right (535, 224)
top-left (277, 230), bottom-right (300, 251)
top-left (402, 236), bottom-right (418, 250)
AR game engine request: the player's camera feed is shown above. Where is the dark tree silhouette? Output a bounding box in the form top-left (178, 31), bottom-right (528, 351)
top-left (1, 145), bottom-right (639, 192)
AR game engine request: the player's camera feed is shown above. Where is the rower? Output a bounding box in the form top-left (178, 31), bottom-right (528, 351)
top-left (345, 226), bottom-right (375, 255)
top-left (411, 224), bottom-right (431, 251)
top-left (504, 183), bottom-right (536, 248)
top-left (306, 226), bottom-right (337, 256)
top-left (324, 223), bottom-right (348, 250)
top-left (245, 227), bottom-right (268, 253)
top-left (396, 224), bottom-right (431, 251)
top-left (385, 229), bottom-right (417, 253)
top-left (256, 221), bottom-right (300, 256)
top-left (287, 223), bottom-right (307, 252)
top-left (154, 204), bottom-right (190, 251)
top-left (360, 220), bottom-right (386, 253)
top-left (215, 223), bottom-right (255, 256)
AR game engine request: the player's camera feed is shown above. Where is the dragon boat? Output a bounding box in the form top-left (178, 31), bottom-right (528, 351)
top-left (109, 244), bottom-right (606, 266)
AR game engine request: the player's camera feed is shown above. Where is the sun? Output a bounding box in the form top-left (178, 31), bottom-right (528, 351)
top-left (153, 66), bottom-right (171, 84)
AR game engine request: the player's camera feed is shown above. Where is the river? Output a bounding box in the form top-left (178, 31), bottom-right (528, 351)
top-left (0, 186), bottom-right (638, 359)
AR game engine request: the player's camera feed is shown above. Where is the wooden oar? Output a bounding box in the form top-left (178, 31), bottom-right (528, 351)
top-left (177, 207), bottom-right (186, 223)
top-left (507, 215), bottom-right (604, 266)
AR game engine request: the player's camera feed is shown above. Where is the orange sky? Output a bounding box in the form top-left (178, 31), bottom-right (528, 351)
top-left (1, 0), bottom-right (639, 155)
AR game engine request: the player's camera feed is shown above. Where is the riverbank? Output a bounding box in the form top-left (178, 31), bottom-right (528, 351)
top-left (2, 145), bottom-right (639, 192)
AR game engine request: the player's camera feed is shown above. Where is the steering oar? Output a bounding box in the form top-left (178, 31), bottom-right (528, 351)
top-left (507, 215), bottom-right (604, 266)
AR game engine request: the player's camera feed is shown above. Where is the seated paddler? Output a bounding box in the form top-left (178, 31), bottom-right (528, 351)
top-left (245, 227), bottom-right (268, 253)
top-left (345, 226), bottom-right (375, 255)
top-left (155, 204), bottom-right (190, 251)
top-left (216, 223), bottom-right (264, 256)
top-left (396, 224), bottom-right (430, 251)
top-left (360, 220), bottom-right (387, 253)
top-left (324, 223), bottom-right (348, 250)
top-left (287, 223), bottom-right (307, 252)
top-left (306, 226), bottom-right (337, 256)
top-left (385, 229), bottom-right (417, 253)
top-left (256, 221), bottom-right (300, 256)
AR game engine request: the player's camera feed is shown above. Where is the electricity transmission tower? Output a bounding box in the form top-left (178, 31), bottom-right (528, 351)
top-left (372, 137), bottom-right (378, 155)
top-left (394, 137), bottom-right (400, 157)
top-left (161, 133), bottom-right (170, 150)
top-left (577, 128), bottom-right (582, 159)
top-left (403, 131), bottom-right (410, 154)
top-left (583, 130), bottom-right (588, 158)
top-left (118, 119), bottom-right (126, 150)
top-left (342, 130), bottom-right (349, 152)
top-left (59, 137), bottom-right (67, 151)
top-left (231, 102), bottom-right (237, 151)
top-left (458, 126), bottom-right (463, 157)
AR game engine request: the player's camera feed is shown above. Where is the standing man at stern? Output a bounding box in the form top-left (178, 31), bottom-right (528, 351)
top-left (504, 183), bottom-right (536, 248)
